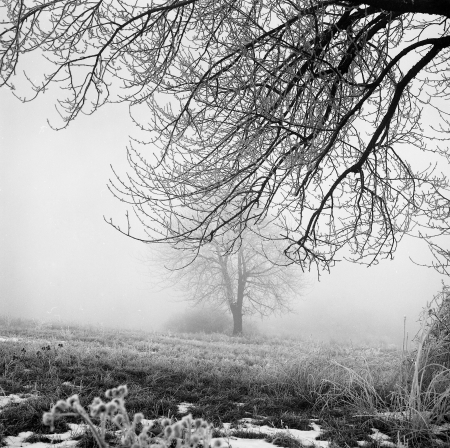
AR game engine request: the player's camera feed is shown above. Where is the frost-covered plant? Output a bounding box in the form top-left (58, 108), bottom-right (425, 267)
top-left (43, 385), bottom-right (224, 448)
top-left (388, 286), bottom-right (450, 431)
top-left (404, 285), bottom-right (450, 426)
top-left (426, 284), bottom-right (450, 349)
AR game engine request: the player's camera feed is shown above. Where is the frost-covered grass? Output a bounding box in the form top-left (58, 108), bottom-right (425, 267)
top-left (0, 316), bottom-right (448, 447)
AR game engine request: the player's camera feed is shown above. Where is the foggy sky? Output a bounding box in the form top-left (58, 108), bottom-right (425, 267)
top-left (0, 77), bottom-right (446, 345)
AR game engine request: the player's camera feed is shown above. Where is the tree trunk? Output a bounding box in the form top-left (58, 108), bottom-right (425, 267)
top-left (230, 246), bottom-right (246, 336)
top-left (230, 303), bottom-right (243, 336)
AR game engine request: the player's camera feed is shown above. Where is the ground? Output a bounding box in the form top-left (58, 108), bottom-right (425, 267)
top-left (0, 317), bottom-right (448, 447)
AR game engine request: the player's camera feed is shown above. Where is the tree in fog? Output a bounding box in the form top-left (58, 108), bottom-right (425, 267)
top-left (159, 229), bottom-right (302, 335)
top-left (2, 1), bottom-right (450, 272)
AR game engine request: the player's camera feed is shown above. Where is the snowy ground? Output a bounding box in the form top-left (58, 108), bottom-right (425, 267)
top-left (1, 395), bottom-right (404, 448)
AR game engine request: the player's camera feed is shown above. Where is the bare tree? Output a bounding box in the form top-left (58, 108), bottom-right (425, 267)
top-left (1, 0), bottom-right (450, 272)
top-left (157, 229), bottom-right (303, 335)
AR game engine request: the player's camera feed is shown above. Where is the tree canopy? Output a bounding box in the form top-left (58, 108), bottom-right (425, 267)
top-left (1, 0), bottom-right (450, 272)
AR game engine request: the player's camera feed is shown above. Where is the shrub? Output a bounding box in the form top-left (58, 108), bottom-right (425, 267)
top-left (163, 307), bottom-right (233, 334)
top-left (164, 306), bottom-right (260, 336)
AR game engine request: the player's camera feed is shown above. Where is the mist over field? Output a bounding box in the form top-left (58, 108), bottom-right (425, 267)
top-left (0, 77), bottom-right (444, 345)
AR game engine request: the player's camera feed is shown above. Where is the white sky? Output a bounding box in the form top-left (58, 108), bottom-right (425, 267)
top-left (0, 62), bottom-right (447, 345)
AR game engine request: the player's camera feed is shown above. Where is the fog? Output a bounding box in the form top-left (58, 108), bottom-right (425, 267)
top-left (0, 82), bottom-right (446, 346)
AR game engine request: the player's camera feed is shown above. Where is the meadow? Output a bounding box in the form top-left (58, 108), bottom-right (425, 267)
top-left (0, 315), bottom-right (449, 448)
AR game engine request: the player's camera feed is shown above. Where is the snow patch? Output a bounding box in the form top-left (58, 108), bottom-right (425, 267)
top-left (3, 423), bottom-right (88, 447)
top-left (224, 420), bottom-right (329, 448)
top-left (4, 431), bottom-right (35, 447)
top-left (0, 394), bottom-right (38, 410)
top-left (0, 337), bottom-right (20, 342)
top-left (177, 402), bottom-right (193, 414)
top-left (219, 438), bottom-right (279, 448)
top-left (357, 429), bottom-right (396, 447)
top-left (369, 428), bottom-right (394, 445)
top-left (141, 418), bottom-right (155, 426)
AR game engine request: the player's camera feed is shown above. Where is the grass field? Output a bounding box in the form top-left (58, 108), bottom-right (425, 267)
top-left (0, 316), bottom-right (448, 447)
